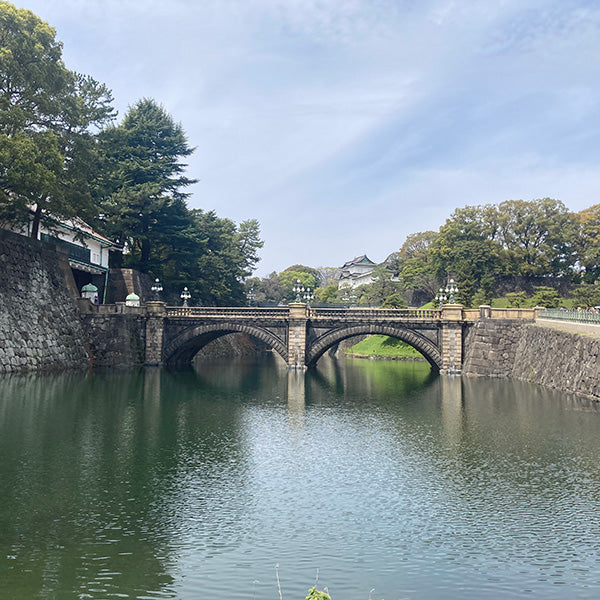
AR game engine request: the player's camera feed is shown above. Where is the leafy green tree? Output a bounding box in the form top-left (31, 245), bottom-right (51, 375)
top-left (279, 265), bottom-right (320, 301)
top-left (381, 292), bottom-right (408, 308)
top-left (497, 198), bottom-right (578, 277)
top-left (100, 98), bottom-right (196, 274)
top-left (399, 231), bottom-right (439, 261)
top-left (429, 205), bottom-right (506, 306)
top-left (471, 287), bottom-right (492, 308)
top-left (235, 219), bottom-right (263, 278)
top-left (0, 2), bottom-right (115, 236)
top-left (397, 231), bottom-right (440, 300)
top-left (577, 204), bottom-right (600, 283)
top-left (357, 263), bottom-right (403, 305)
top-left (249, 265), bottom-right (335, 305)
top-left (571, 284), bottom-right (600, 308)
top-left (315, 283), bottom-right (340, 304)
top-left (244, 272), bottom-right (287, 305)
top-left (186, 210), bottom-right (263, 306)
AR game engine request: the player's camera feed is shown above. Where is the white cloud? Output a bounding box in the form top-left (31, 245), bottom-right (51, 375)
top-left (15, 0), bottom-right (600, 275)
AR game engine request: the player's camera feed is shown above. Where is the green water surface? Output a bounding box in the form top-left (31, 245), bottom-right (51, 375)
top-left (1, 356), bottom-right (600, 599)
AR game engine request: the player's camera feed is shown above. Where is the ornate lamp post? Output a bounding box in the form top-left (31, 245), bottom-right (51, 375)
top-left (247, 288), bottom-right (255, 306)
top-left (180, 286), bottom-right (191, 307)
top-left (303, 287), bottom-right (314, 307)
top-left (341, 289), bottom-right (356, 308)
top-left (446, 278), bottom-right (458, 304)
top-left (435, 288), bottom-right (447, 308)
top-left (151, 278), bottom-right (163, 301)
top-left (292, 279), bottom-right (305, 303)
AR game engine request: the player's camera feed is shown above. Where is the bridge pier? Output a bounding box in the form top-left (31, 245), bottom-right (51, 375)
top-left (145, 301), bottom-right (166, 366)
top-left (440, 304), bottom-right (463, 374)
top-left (288, 303), bottom-right (308, 369)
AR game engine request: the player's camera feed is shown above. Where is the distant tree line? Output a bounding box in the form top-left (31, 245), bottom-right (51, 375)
top-left (414, 198), bottom-right (600, 308)
top-left (0, 2), bottom-right (262, 305)
top-left (248, 199), bottom-right (600, 309)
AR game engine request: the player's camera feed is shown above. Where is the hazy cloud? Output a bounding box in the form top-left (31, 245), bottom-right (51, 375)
top-left (16, 0), bottom-right (600, 273)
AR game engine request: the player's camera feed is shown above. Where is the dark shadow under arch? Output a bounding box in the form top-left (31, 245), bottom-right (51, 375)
top-left (164, 322), bottom-right (288, 367)
top-left (306, 324), bottom-right (442, 370)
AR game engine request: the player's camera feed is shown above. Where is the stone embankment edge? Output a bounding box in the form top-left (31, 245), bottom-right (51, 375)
top-left (463, 318), bottom-right (600, 401)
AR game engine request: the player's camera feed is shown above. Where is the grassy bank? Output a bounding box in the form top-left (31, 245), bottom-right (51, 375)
top-left (345, 334), bottom-right (425, 360)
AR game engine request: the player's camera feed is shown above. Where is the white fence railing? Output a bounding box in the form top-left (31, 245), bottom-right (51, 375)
top-left (538, 308), bottom-right (600, 325)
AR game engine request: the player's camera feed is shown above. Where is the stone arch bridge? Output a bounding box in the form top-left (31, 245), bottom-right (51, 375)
top-left (131, 302), bottom-right (539, 373)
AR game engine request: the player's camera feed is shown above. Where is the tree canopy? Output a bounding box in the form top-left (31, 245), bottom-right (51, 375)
top-left (0, 3), bottom-right (266, 305)
top-left (0, 2), bottom-right (115, 236)
top-left (577, 204), bottom-right (600, 283)
top-left (99, 98), bottom-right (196, 273)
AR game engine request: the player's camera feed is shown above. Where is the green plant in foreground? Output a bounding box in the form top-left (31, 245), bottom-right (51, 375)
top-left (305, 587), bottom-right (331, 600)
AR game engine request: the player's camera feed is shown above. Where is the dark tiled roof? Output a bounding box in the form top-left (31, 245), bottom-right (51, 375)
top-left (340, 254), bottom-right (375, 269)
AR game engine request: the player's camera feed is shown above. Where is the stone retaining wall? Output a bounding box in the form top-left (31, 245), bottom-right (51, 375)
top-left (0, 229), bottom-right (89, 373)
top-left (193, 333), bottom-right (263, 364)
top-left (80, 312), bottom-right (146, 369)
top-left (463, 319), bottom-right (600, 400)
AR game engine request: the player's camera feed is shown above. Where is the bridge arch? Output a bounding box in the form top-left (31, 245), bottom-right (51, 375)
top-left (306, 324), bottom-right (443, 370)
top-left (163, 322), bottom-right (288, 366)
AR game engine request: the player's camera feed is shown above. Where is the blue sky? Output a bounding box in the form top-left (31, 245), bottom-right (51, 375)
top-left (16, 0), bottom-right (600, 275)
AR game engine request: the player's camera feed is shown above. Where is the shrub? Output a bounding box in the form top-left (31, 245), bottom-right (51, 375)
top-left (306, 588), bottom-right (331, 600)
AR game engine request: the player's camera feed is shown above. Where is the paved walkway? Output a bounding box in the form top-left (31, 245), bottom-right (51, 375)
top-left (536, 318), bottom-right (600, 338)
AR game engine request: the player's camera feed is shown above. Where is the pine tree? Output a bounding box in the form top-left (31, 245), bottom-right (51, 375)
top-left (100, 98), bottom-right (196, 274)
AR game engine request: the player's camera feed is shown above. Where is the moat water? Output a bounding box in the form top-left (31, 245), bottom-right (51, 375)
top-left (2, 355), bottom-right (600, 599)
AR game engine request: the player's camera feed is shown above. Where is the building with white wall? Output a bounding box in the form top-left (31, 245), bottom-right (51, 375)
top-left (338, 255), bottom-right (377, 288)
top-left (7, 210), bottom-right (120, 303)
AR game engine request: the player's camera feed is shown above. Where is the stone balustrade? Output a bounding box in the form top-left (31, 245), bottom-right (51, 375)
top-left (166, 306), bottom-right (289, 319)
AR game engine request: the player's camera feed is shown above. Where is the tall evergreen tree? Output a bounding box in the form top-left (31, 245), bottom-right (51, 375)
top-left (100, 98), bottom-right (197, 274)
top-left (189, 210), bottom-right (263, 306)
